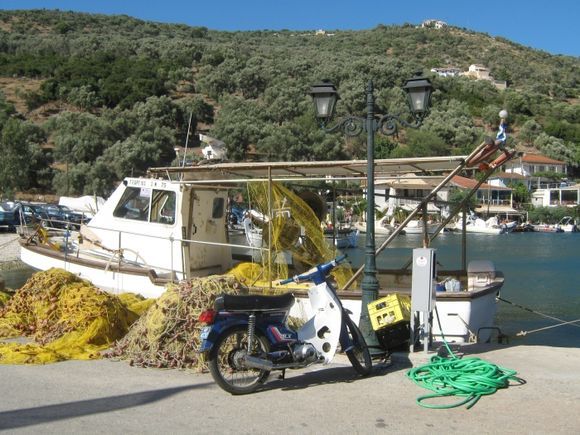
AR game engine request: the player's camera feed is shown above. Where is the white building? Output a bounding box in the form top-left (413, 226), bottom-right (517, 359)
top-left (421, 19), bottom-right (448, 29)
top-left (502, 153), bottom-right (567, 189)
top-left (199, 134), bottom-right (227, 160)
top-left (464, 64), bottom-right (492, 80)
top-left (430, 67), bottom-right (461, 77)
top-left (531, 186), bottom-right (580, 207)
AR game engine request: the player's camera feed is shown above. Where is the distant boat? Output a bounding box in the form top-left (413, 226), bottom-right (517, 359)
top-left (323, 227), bottom-right (359, 249)
top-left (399, 219), bottom-right (438, 235)
top-left (556, 216), bottom-right (578, 233)
top-left (531, 223), bottom-right (564, 233)
top-left (354, 215), bottom-right (395, 235)
top-left (453, 213), bottom-right (508, 235)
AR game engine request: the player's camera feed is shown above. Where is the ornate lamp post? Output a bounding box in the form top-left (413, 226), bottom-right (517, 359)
top-left (310, 74), bottom-right (433, 353)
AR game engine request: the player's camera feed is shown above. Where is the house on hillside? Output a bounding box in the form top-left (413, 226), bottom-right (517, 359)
top-left (199, 134), bottom-right (227, 160)
top-left (464, 64), bottom-right (492, 80)
top-left (502, 153), bottom-right (567, 189)
top-left (430, 67), bottom-right (461, 77)
top-left (421, 19), bottom-right (448, 29)
top-left (461, 64), bottom-right (507, 89)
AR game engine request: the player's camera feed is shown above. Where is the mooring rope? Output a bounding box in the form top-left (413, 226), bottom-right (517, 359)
top-left (497, 296), bottom-right (580, 332)
top-left (517, 318), bottom-right (580, 336)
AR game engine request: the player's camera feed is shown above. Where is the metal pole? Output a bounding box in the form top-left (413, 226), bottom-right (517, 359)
top-left (359, 80), bottom-right (381, 354)
top-left (268, 166), bottom-right (272, 291)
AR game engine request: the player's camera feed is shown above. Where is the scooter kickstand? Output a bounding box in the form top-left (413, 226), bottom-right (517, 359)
top-left (279, 369), bottom-right (286, 380)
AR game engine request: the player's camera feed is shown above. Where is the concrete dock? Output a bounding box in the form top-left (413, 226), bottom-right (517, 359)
top-left (0, 343), bottom-right (579, 433)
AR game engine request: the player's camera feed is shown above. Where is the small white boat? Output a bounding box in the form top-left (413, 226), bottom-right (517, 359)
top-left (556, 216), bottom-right (578, 232)
top-left (354, 215), bottom-right (395, 235)
top-left (399, 219), bottom-right (438, 235)
top-left (453, 213), bottom-right (507, 235)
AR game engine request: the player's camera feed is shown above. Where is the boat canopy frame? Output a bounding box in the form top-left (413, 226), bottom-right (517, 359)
top-left (147, 146), bottom-right (517, 290)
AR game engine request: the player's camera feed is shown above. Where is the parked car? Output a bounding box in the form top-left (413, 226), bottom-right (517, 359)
top-left (0, 201), bottom-right (22, 232)
top-left (18, 202), bottom-right (49, 224)
top-left (40, 204), bottom-right (90, 229)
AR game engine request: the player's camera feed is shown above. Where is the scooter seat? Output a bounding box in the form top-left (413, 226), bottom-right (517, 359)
top-left (215, 292), bottom-right (295, 312)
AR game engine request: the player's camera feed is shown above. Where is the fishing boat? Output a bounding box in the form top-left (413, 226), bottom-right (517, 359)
top-left (19, 153), bottom-right (511, 343)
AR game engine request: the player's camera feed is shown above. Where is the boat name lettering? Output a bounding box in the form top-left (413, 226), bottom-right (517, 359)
top-left (127, 179), bottom-right (168, 189)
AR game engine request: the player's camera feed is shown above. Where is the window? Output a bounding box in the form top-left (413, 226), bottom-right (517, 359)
top-left (212, 197), bottom-right (225, 219)
top-left (151, 190), bottom-right (176, 224)
top-left (114, 187), bottom-right (177, 224)
top-left (113, 187), bottom-right (151, 221)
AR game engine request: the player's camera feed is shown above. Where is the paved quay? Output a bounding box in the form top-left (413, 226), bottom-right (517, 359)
top-left (0, 343), bottom-right (579, 434)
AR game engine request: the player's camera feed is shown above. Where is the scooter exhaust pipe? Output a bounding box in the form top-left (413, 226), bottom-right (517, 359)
top-left (243, 355), bottom-right (274, 370)
top-left (243, 355), bottom-right (322, 371)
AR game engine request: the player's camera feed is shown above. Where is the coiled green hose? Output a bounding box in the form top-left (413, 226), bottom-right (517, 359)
top-left (406, 310), bottom-right (524, 409)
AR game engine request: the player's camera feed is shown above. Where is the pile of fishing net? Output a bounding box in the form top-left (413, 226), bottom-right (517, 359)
top-left (242, 181), bottom-right (355, 289)
top-left (0, 268), bottom-right (152, 364)
top-left (106, 275), bottom-right (244, 371)
top-left (0, 289), bottom-right (12, 307)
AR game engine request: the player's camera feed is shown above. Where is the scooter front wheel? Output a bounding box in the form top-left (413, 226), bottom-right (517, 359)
top-left (208, 326), bottom-right (271, 395)
top-left (344, 316), bottom-right (372, 376)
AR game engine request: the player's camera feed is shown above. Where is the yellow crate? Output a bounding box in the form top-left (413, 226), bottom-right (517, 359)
top-left (368, 293), bottom-right (411, 331)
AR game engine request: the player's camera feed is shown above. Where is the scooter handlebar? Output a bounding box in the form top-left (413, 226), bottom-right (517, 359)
top-left (279, 255), bottom-right (347, 285)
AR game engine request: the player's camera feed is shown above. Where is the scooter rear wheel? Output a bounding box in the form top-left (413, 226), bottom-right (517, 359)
top-left (344, 316), bottom-right (372, 376)
top-left (208, 326), bottom-right (270, 395)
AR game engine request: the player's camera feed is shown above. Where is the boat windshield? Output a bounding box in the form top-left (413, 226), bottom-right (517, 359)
top-left (113, 186), bottom-right (176, 224)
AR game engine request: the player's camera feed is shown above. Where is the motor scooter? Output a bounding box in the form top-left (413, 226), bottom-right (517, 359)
top-left (198, 256), bottom-right (372, 394)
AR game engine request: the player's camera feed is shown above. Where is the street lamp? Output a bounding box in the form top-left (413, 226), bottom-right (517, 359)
top-left (310, 73), bottom-right (433, 354)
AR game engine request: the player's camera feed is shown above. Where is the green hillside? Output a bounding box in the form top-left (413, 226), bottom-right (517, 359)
top-left (0, 9), bottom-right (578, 197)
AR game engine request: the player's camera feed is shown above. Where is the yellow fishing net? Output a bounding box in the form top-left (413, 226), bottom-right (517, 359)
top-left (238, 181), bottom-right (355, 290)
top-left (0, 290), bottom-right (12, 307)
top-left (0, 182), bottom-right (355, 366)
top-left (0, 268), bottom-right (148, 364)
top-left (107, 275), bottom-right (243, 370)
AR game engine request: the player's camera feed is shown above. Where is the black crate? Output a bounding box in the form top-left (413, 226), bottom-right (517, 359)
top-left (376, 322), bottom-right (410, 351)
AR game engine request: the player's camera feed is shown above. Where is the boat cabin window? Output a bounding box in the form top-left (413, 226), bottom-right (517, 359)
top-left (212, 197), bottom-right (225, 219)
top-left (151, 190), bottom-right (176, 224)
top-left (113, 187), bottom-right (151, 221)
top-left (113, 187), bottom-right (175, 224)
top-left (113, 187), bottom-right (176, 225)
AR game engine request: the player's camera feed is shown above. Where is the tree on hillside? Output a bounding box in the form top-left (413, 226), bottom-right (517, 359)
top-left (519, 119), bottom-right (543, 146)
top-left (0, 119), bottom-right (50, 196)
top-left (211, 96), bottom-right (263, 161)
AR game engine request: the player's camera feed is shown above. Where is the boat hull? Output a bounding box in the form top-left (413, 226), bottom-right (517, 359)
top-left (290, 284), bottom-right (500, 344)
top-left (21, 242), bottom-right (171, 299)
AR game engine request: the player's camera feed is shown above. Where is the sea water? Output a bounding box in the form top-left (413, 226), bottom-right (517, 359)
top-left (4, 232), bottom-right (579, 347)
top-left (347, 231), bottom-right (580, 348)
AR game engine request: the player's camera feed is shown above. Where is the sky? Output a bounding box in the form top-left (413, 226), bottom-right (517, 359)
top-left (1, 0), bottom-right (579, 57)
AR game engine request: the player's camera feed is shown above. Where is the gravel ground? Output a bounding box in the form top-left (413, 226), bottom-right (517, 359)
top-left (0, 232), bottom-right (22, 265)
